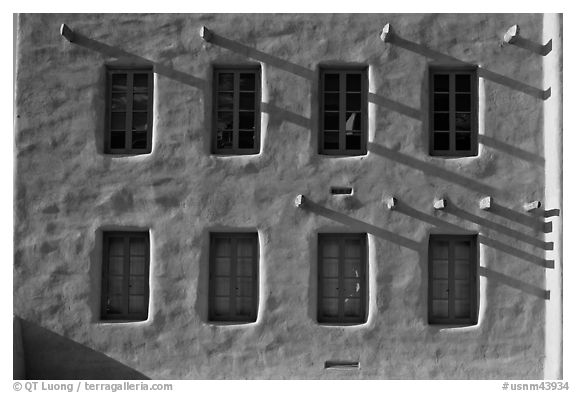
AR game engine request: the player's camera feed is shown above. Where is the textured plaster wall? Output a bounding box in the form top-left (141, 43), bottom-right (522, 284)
top-left (14, 13), bottom-right (551, 379)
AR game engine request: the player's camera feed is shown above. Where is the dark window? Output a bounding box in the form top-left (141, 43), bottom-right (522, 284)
top-left (428, 234), bottom-right (478, 325)
top-left (106, 68), bottom-right (153, 154)
top-left (209, 233), bottom-right (259, 322)
top-left (319, 67), bottom-right (368, 155)
top-left (101, 231), bottom-right (150, 321)
top-left (318, 233), bottom-right (367, 324)
top-left (213, 66), bottom-right (261, 154)
top-left (429, 67), bottom-right (478, 157)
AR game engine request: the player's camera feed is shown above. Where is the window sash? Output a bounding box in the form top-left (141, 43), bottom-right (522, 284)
top-left (429, 67), bottom-right (478, 157)
top-left (209, 233), bottom-right (259, 322)
top-left (317, 233), bottom-right (367, 324)
top-left (106, 68), bottom-right (153, 154)
top-left (212, 67), bottom-right (261, 155)
top-left (101, 231), bottom-right (150, 321)
top-left (428, 234), bottom-right (478, 325)
top-left (319, 68), bottom-right (368, 156)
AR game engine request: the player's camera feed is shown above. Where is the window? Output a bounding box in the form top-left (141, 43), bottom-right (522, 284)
top-left (101, 231), bottom-right (150, 321)
top-left (428, 234), bottom-right (478, 325)
top-left (209, 233), bottom-right (259, 322)
top-left (319, 67), bottom-right (367, 155)
top-left (318, 233), bottom-right (367, 324)
top-left (106, 68), bottom-right (153, 154)
top-left (429, 67), bottom-right (478, 156)
top-left (213, 66), bottom-right (261, 154)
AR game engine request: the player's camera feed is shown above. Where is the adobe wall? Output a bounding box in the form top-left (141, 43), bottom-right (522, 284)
top-left (14, 13), bottom-right (551, 379)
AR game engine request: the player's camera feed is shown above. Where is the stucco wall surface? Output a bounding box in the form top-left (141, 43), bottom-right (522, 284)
top-left (14, 13), bottom-right (550, 379)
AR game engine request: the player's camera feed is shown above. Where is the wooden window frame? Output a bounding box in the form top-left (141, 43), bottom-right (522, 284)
top-left (105, 67), bottom-right (154, 154)
top-left (429, 66), bottom-right (478, 157)
top-left (101, 231), bottom-right (150, 321)
top-left (319, 66), bottom-right (368, 156)
top-left (428, 234), bottom-right (478, 325)
top-left (208, 233), bottom-right (259, 322)
top-left (212, 66), bottom-right (261, 155)
top-left (317, 233), bottom-right (367, 324)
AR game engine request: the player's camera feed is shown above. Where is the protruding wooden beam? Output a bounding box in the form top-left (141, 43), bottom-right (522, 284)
top-left (380, 23), bottom-right (393, 43)
top-left (479, 196), bottom-right (492, 210)
top-left (60, 24), bottom-right (75, 42)
top-left (433, 198), bottom-right (447, 210)
top-left (200, 26), bottom-right (213, 42)
top-left (385, 196), bottom-right (397, 210)
top-left (524, 200), bottom-right (542, 212)
top-left (503, 24), bottom-right (520, 44)
top-left (295, 194), bottom-right (306, 208)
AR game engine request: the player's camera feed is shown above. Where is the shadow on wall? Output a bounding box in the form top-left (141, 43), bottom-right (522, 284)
top-left (15, 316), bottom-right (149, 380)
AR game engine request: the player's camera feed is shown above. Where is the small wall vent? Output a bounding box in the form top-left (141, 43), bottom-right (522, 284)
top-left (324, 361), bottom-right (360, 370)
top-left (330, 187), bottom-right (353, 195)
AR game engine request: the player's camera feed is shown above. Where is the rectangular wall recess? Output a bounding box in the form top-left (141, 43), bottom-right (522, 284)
top-left (330, 186), bottom-right (353, 195)
top-left (324, 361), bottom-right (360, 370)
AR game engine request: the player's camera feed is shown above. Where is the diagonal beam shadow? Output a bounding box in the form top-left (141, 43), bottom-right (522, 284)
top-left (487, 201), bottom-right (544, 230)
top-left (367, 142), bottom-right (498, 196)
top-left (66, 31), bottom-right (206, 89)
top-left (394, 201), bottom-right (553, 269)
top-left (207, 32), bottom-right (315, 80)
top-left (386, 34), bottom-right (550, 100)
top-left (303, 200), bottom-right (421, 251)
top-left (446, 203), bottom-right (551, 249)
top-left (478, 135), bottom-right (545, 166)
top-left (510, 37), bottom-right (552, 56)
top-left (479, 266), bottom-right (550, 299)
top-left (368, 92), bottom-right (422, 120)
top-left (260, 102), bottom-right (311, 129)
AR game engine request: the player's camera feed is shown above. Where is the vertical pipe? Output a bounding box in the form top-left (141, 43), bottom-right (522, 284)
top-left (543, 13), bottom-right (562, 380)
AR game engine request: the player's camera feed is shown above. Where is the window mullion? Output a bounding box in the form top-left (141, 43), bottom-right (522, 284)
top-left (233, 72), bottom-right (240, 152)
top-left (126, 72), bottom-right (134, 152)
top-left (449, 73), bottom-right (455, 154)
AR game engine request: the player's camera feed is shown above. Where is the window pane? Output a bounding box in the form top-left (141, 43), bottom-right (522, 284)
top-left (343, 298), bottom-right (361, 317)
top-left (455, 280), bottom-right (470, 300)
top-left (321, 299), bottom-right (339, 317)
top-left (322, 259), bottom-right (339, 278)
top-left (217, 130), bottom-right (233, 149)
top-left (108, 256), bottom-right (124, 275)
top-left (111, 74), bottom-right (127, 91)
top-left (346, 93), bottom-right (361, 111)
top-left (433, 132), bottom-right (450, 150)
top-left (109, 238), bottom-right (124, 256)
top-left (455, 93), bottom-right (471, 111)
top-left (239, 73), bottom-right (256, 91)
top-left (455, 262), bottom-right (469, 280)
top-left (322, 279), bottom-right (339, 297)
top-left (455, 74), bottom-right (471, 92)
top-left (107, 296), bottom-right (123, 314)
top-left (324, 132), bottom-right (339, 150)
top-left (432, 260), bottom-right (448, 279)
top-left (455, 242), bottom-right (471, 258)
top-left (111, 93), bottom-right (127, 110)
top-left (432, 241), bottom-right (449, 258)
top-left (132, 112), bottom-right (148, 131)
top-left (432, 300), bottom-right (449, 318)
top-left (129, 277), bottom-right (146, 295)
top-left (217, 112), bottom-right (233, 130)
top-left (434, 74), bottom-right (449, 92)
top-left (110, 132), bottom-right (126, 149)
top-left (322, 240), bottom-right (339, 258)
top-left (133, 93), bottom-right (148, 110)
top-left (240, 92), bottom-right (255, 110)
top-left (238, 131), bottom-right (255, 149)
top-left (218, 92), bottom-right (234, 110)
top-left (432, 280), bottom-right (449, 299)
top-left (324, 74), bottom-right (339, 91)
top-left (129, 295), bottom-right (146, 314)
top-left (236, 297), bottom-right (253, 316)
top-left (237, 239), bottom-right (254, 257)
top-left (214, 257), bottom-right (231, 276)
top-left (455, 113), bottom-right (471, 131)
top-left (213, 297), bottom-right (229, 316)
top-left (324, 113), bottom-right (339, 130)
top-left (324, 93), bottom-right (339, 111)
top-left (346, 74), bottom-right (361, 92)
top-left (454, 300), bottom-right (470, 318)
top-left (343, 279), bottom-right (361, 298)
top-left (218, 73), bottom-right (234, 91)
top-left (236, 278), bottom-right (253, 297)
top-left (434, 113), bottom-right (449, 131)
top-left (108, 277), bottom-right (123, 295)
top-left (132, 131), bottom-right (147, 149)
top-left (133, 73), bottom-right (149, 89)
top-left (345, 112), bottom-right (361, 131)
top-left (343, 259), bottom-right (361, 278)
top-left (455, 132), bottom-right (471, 151)
top-left (239, 112), bottom-right (255, 130)
top-left (111, 113), bottom-right (126, 130)
top-left (434, 93), bottom-right (449, 111)
top-left (130, 256), bottom-right (146, 275)
top-left (345, 240), bottom-right (361, 257)
top-left (215, 278), bottom-right (230, 296)
top-left (346, 133), bottom-right (361, 150)
top-left (215, 238), bottom-right (232, 256)
top-left (237, 258), bottom-right (253, 277)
